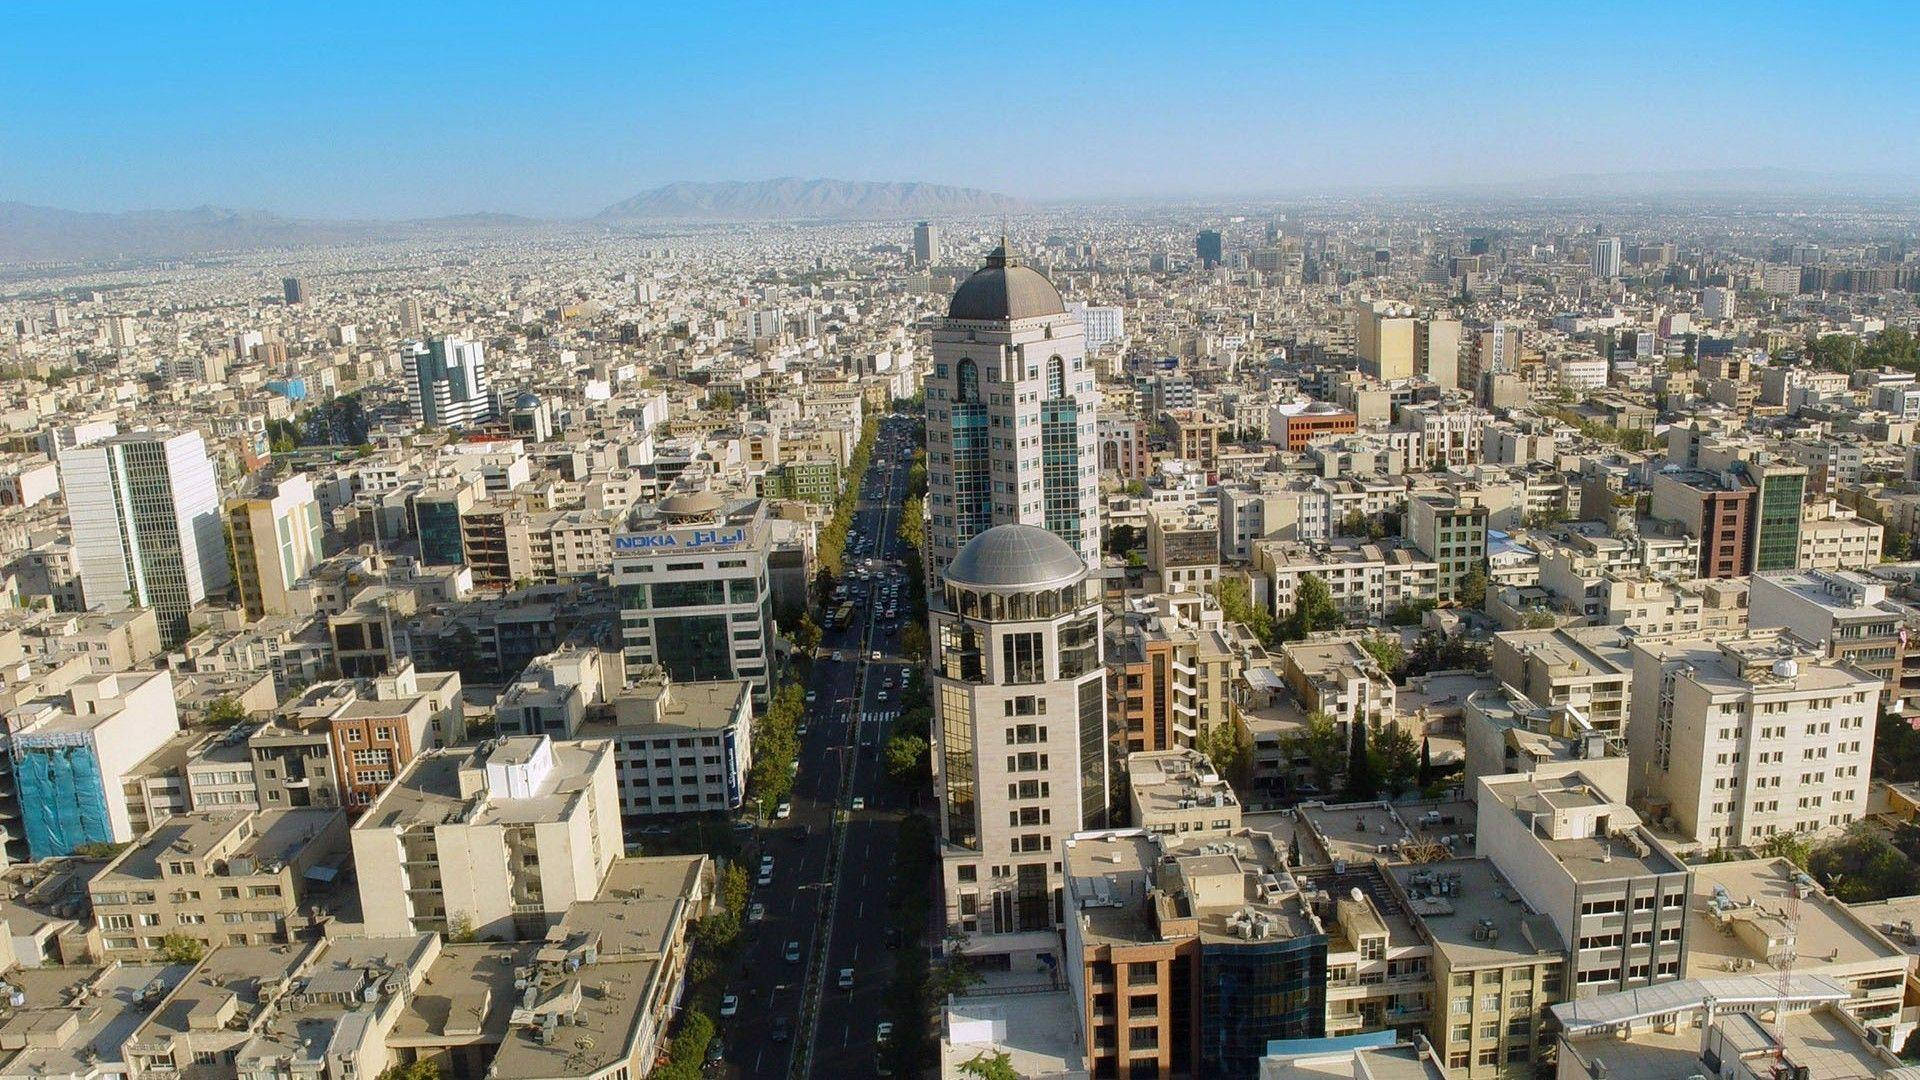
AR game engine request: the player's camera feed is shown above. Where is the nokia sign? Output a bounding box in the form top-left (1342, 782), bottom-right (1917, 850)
top-left (613, 527), bottom-right (750, 553)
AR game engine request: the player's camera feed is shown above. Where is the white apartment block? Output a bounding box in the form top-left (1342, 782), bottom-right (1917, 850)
top-left (1628, 629), bottom-right (1878, 850)
top-left (351, 734), bottom-right (622, 940)
top-left (1255, 540), bottom-right (1439, 623)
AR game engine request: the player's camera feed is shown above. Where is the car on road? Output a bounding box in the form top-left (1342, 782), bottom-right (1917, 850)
top-left (805, 690), bottom-right (817, 703)
top-left (884, 926), bottom-right (900, 949)
top-left (706, 1037), bottom-right (725, 1064)
top-left (875, 1022), bottom-right (896, 1075)
top-left (852, 796), bottom-right (866, 811)
top-left (838, 967), bottom-right (855, 990)
top-left (784, 940), bottom-right (801, 963)
top-left (770, 1017), bottom-right (791, 1042)
top-left (748, 902), bottom-right (765, 923)
top-left (872, 651), bottom-right (883, 661)
top-left (796, 724), bottom-right (807, 736)
top-left (876, 690), bottom-right (887, 702)
top-left (758, 867), bottom-right (773, 886)
top-left (719, 994), bottom-right (738, 1017)
top-left (774, 801), bottom-right (791, 819)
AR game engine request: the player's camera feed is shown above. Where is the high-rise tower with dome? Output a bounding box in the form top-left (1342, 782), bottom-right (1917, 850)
top-left (924, 242), bottom-right (1101, 578)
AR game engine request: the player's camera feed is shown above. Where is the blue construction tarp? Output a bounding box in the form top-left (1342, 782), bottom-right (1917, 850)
top-left (15, 744), bottom-right (111, 859)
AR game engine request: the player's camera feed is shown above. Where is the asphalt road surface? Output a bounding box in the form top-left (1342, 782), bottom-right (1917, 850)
top-left (718, 413), bottom-right (918, 1080)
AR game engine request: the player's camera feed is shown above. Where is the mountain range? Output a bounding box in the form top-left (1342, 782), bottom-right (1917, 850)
top-left (0, 178), bottom-right (1027, 264)
top-left (595, 178), bottom-right (1024, 221)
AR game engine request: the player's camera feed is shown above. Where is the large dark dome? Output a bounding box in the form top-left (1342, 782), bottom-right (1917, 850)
top-left (945, 524), bottom-right (1086, 590)
top-left (947, 244), bottom-right (1065, 322)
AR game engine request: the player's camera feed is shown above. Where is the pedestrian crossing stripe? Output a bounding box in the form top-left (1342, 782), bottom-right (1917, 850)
top-left (861, 712), bottom-right (897, 726)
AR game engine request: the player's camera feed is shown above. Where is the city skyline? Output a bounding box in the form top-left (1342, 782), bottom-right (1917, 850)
top-left (5, 2), bottom-right (1918, 219)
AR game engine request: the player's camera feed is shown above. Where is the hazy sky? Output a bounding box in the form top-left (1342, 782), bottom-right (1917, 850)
top-left (4, 1), bottom-right (1915, 218)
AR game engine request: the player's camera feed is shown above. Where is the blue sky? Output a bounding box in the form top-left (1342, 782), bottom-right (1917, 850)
top-left (3, 1), bottom-right (1914, 217)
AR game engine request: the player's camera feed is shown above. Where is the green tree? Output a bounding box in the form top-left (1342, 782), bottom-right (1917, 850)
top-left (1417, 736), bottom-right (1433, 790)
top-left (792, 614), bottom-right (822, 656)
top-left (1286, 711), bottom-right (1346, 795)
top-left (1213, 577), bottom-right (1273, 641)
top-left (1387, 600), bottom-right (1436, 627)
top-left (204, 697), bottom-right (248, 726)
top-left (885, 733), bottom-right (931, 787)
top-left (1339, 509), bottom-right (1370, 537)
top-left (1197, 722), bottom-right (1249, 790)
top-left (1456, 566), bottom-right (1488, 610)
top-left (377, 1060), bottom-right (443, 1080)
top-left (1358, 635), bottom-right (1404, 675)
top-left (1885, 529), bottom-right (1912, 562)
top-left (900, 619), bottom-right (930, 662)
top-left (160, 933), bottom-right (206, 964)
top-left (1280, 573), bottom-right (1341, 641)
top-left (1759, 831), bottom-right (1812, 870)
top-left (1371, 723), bottom-right (1421, 797)
top-left (445, 915), bottom-right (479, 944)
top-left (898, 495), bottom-right (925, 553)
top-left (1343, 720), bottom-right (1378, 802)
top-left (958, 1050), bottom-right (1023, 1080)
top-left (709, 389), bottom-right (736, 411)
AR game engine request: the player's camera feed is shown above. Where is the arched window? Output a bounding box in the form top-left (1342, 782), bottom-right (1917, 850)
top-left (1047, 355), bottom-right (1065, 399)
top-left (956, 359), bottom-right (979, 404)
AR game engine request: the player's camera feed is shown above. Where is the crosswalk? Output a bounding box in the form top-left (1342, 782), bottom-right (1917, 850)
top-left (859, 711), bottom-right (897, 727)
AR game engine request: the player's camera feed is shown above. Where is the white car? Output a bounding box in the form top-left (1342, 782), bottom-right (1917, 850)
top-left (774, 802), bottom-right (792, 820)
top-left (872, 651), bottom-right (883, 661)
top-left (838, 968), bottom-right (855, 990)
top-left (852, 796), bottom-right (866, 811)
top-left (758, 867), bottom-right (773, 886)
top-left (748, 903), bottom-right (765, 923)
top-left (720, 993), bottom-right (739, 1017)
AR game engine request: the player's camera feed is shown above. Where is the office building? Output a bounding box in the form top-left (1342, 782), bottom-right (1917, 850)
top-left (352, 734), bottom-right (622, 939)
top-left (227, 473), bottom-right (325, 621)
top-left (586, 675), bottom-right (755, 818)
top-left (6, 670), bottom-right (182, 860)
top-left (401, 335), bottom-right (495, 428)
top-left (282, 276), bottom-right (306, 304)
top-left (60, 429), bottom-right (230, 647)
top-left (1069, 301), bottom-right (1126, 352)
top-left (611, 496), bottom-right (777, 704)
top-left (913, 220), bottom-right (940, 266)
top-left (89, 807), bottom-right (348, 954)
top-left (1650, 467), bottom-right (1754, 578)
top-left (1195, 229), bottom-right (1223, 268)
top-left (926, 243), bottom-right (1102, 576)
top-left (931, 525), bottom-right (1109, 959)
top-left (1628, 628), bottom-right (1879, 849)
top-left (1702, 285), bottom-right (1735, 320)
top-left (1592, 237), bottom-right (1621, 279)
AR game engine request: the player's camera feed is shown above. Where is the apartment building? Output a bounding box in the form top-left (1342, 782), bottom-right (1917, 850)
top-left (1650, 467), bottom-right (1754, 579)
top-left (1145, 503), bottom-right (1220, 594)
top-left (1280, 634), bottom-right (1397, 738)
top-left (1382, 858), bottom-right (1566, 1079)
top-left (1406, 493), bottom-right (1489, 603)
top-left (89, 807), bottom-right (348, 955)
top-left (1106, 599), bottom-right (1236, 755)
top-left (1684, 857), bottom-right (1912, 1046)
top-left (1461, 684), bottom-right (1630, 803)
top-left (351, 734), bottom-right (622, 940)
top-left (1628, 628), bottom-right (1880, 848)
top-left (227, 473), bottom-right (326, 621)
top-left (1490, 626), bottom-right (1634, 736)
top-left (1256, 539), bottom-right (1439, 624)
top-left (1476, 772), bottom-right (1693, 999)
top-left (1749, 568), bottom-right (1907, 696)
top-left (5, 669), bottom-right (181, 860)
top-left (1799, 512), bottom-right (1884, 571)
top-left (267, 661), bottom-right (460, 809)
top-left (1125, 748), bottom-right (1241, 836)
